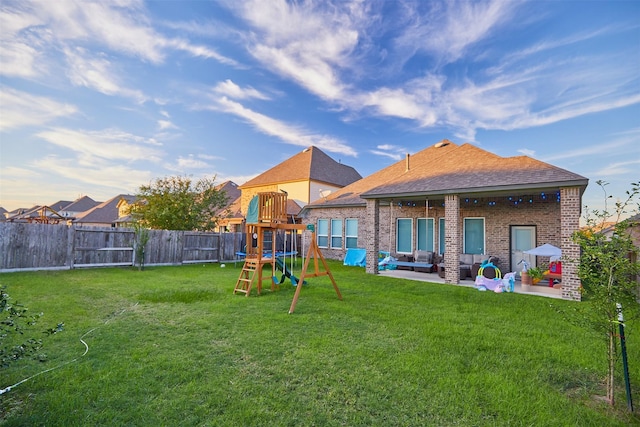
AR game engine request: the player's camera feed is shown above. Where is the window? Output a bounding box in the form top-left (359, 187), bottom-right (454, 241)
top-left (345, 219), bottom-right (358, 249)
top-left (396, 218), bottom-right (413, 253)
top-left (317, 219), bottom-right (328, 248)
top-left (331, 219), bottom-right (342, 249)
top-left (417, 218), bottom-right (434, 251)
top-left (464, 218), bottom-right (485, 254)
top-left (439, 218), bottom-right (446, 255)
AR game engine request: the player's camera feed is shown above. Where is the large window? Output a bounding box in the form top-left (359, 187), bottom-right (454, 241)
top-left (331, 219), bottom-right (343, 249)
top-left (345, 219), bottom-right (358, 249)
top-left (396, 218), bottom-right (413, 254)
top-left (439, 218), bottom-right (446, 255)
top-left (417, 218), bottom-right (434, 251)
top-left (317, 219), bottom-right (328, 248)
top-left (464, 218), bottom-right (485, 254)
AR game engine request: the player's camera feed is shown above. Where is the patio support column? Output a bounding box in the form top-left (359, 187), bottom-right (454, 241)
top-left (444, 194), bottom-right (460, 284)
top-left (365, 198), bottom-right (380, 275)
top-left (560, 186), bottom-right (582, 301)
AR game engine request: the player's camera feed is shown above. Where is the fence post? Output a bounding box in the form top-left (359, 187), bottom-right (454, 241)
top-left (67, 224), bottom-right (75, 269)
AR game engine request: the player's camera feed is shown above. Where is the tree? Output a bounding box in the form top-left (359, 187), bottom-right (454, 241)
top-left (131, 175), bottom-right (229, 231)
top-left (571, 181), bottom-right (640, 407)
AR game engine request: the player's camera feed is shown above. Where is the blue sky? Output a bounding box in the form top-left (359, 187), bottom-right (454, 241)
top-left (1, 0), bottom-right (639, 218)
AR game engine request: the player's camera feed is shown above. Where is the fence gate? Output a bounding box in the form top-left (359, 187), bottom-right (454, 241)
top-left (182, 232), bottom-right (219, 264)
top-left (73, 228), bottom-right (135, 268)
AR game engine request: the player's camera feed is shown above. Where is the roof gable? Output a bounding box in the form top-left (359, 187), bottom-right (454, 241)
top-left (240, 146), bottom-right (362, 188)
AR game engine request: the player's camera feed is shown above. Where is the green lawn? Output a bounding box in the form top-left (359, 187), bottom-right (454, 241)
top-left (1, 262), bottom-right (638, 426)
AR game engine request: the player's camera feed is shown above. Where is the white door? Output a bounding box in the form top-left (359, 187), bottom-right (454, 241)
top-left (511, 226), bottom-right (536, 277)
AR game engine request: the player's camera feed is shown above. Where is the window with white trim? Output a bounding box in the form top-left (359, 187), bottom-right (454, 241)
top-left (396, 218), bottom-right (413, 254)
top-left (464, 217), bottom-right (485, 254)
top-left (317, 219), bottom-right (328, 248)
top-left (439, 218), bottom-right (446, 255)
top-left (417, 218), bottom-right (434, 251)
top-left (331, 219), bottom-right (342, 249)
top-left (345, 218), bottom-right (358, 249)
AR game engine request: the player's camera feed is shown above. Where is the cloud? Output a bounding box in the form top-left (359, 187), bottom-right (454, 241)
top-left (31, 154), bottom-right (153, 192)
top-left (394, 0), bottom-right (517, 65)
top-left (0, 1), bottom-right (238, 85)
top-left (36, 128), bottom-right (163, 163)
top-left (226, 1), bottom-right (640, 143)
top-left (213, 79), bottom-right (270, 100)
top-left (593, 159), bottom-right (640, 177)
top-left (158, 120), bottom-right (178, 130)
top-left (176, 155), bottom-right (210, 170)
top-left (370, 150), bottom-right (403, 161)
top-left (161, 38), bottom-right (239, 67)
top-left (235, 0), bottom-right (361, 102)
top-left (64, 47), bottom-right (147, 103)
top-left (0, 87), bottom-right (77, 131)
top-left (212, 96), bottom-right (357, 157)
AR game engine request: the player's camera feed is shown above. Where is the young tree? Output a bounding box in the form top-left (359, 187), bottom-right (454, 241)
top-left (131, 175), bottom-right (228, 231)
top-left (1, 285), bottom-right (63, 368)
top-left (571, 181), bottom-right (640, 406)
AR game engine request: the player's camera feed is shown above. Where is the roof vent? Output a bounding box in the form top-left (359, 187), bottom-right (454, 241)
top-left (405, 153), bottom-right (410, 171)
top-left (434, 141), bottom-right (450, 148)
top-left (303, 148), bottom-right (310, 152)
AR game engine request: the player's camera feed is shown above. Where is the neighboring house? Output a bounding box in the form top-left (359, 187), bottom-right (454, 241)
top-left (214, 181), bottom-right (244, 232)
top-left (59, 196), bottom-right (101, 219)
top-left (6, 205), bottom-right (65, 223)
top-left (238, 146), bottom-right (362, 218)
top-left (601, 213), bottom-right (640, 286)
top-left (301, 140), bottom-right (589, 301)
top-left (0, 207), bottom-right (6, 221)
top-left (74, 194), bottom-right (137, 228)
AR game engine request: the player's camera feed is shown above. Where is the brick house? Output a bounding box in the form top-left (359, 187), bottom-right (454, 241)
top-left (300, 140), bottom-right (589, 301)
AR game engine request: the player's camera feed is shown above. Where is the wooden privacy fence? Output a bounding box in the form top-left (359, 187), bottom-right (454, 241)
top-left (0, 223), bottom-right (245, 272)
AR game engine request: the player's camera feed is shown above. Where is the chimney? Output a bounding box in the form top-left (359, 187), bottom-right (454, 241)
top-left (405, 153), bottom-right (410, 171)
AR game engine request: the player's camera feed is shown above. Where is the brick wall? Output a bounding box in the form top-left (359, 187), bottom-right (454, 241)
top-left (365, 199), bottom-right (380, 274)
top-left (560, 187), bottom-right (582, 301)
top-left (444, 195), bottom-right (460, 284)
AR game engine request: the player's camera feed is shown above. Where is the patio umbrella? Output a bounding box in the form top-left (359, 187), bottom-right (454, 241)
top-left (524, 243), bottom-right (561, 257)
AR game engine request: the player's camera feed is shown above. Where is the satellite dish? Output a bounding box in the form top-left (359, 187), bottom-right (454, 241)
top-left (319, 189), bottom-right (332, 199)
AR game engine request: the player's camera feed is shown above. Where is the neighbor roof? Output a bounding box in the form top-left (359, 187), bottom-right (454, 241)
top-left (61, 196), bottom-right (100, 213)
top-left (75, 194), bottom-right (136, 224)
top-left (306, 140), bottom-right (588, 208)
top-left (239, 146), bottom-right (362, 189)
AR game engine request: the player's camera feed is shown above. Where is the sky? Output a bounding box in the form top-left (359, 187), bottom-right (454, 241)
top-left (1, 0), bottom-right (639, 218)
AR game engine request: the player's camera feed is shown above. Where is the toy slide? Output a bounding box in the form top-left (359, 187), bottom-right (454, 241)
top-left (275, 257), bottom-right (306, 286)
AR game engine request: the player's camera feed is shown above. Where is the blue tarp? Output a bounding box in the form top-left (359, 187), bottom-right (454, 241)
top-left (344, 248), bottom-right (366, 267)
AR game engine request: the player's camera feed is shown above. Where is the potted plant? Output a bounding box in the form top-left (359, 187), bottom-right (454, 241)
top-left (526, 266), bottom-right (544, 285)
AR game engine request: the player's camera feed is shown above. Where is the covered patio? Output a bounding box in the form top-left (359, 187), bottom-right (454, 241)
top-left (377, 268), bottom-right (563, 299)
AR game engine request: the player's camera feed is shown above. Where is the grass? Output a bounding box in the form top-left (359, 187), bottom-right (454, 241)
top-left (1, 261), bottom-right (639, 426)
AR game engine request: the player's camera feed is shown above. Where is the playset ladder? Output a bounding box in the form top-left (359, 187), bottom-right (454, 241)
top-left (234, 259), bottom-right (259, 296)
top-left (234, 257), bottom-right (278, 296)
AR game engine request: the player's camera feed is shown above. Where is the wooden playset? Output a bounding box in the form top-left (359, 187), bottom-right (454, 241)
top-left (233, 192), bottom-right (342, 313)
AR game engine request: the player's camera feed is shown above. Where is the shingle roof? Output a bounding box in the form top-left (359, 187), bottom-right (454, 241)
top-left (214, 181), bottom-right (243, 219)
top-left (239, 146), bottom-right (362, 189)
top-left (307, 140), bottom-right (588, 208)
top-left (216, 181), bottom-right (241, 203)
top-left (75, 194), bottom-right (136, 224)
top-left (61, 196), bottom-right (100, 213)
top-left (49, 200), bottom-right (73, 212)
